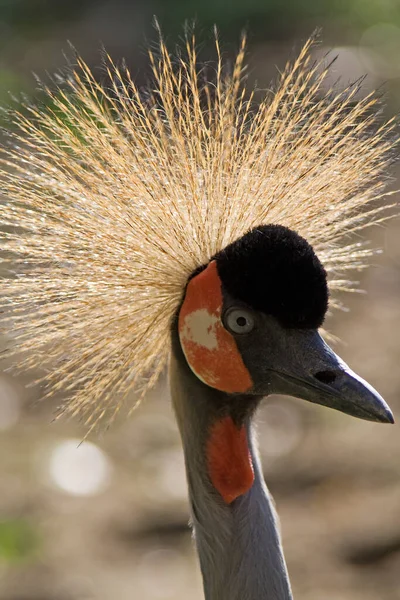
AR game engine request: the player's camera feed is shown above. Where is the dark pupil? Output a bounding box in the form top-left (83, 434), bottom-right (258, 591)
top-left (236, 316), bottom-right (247, 327)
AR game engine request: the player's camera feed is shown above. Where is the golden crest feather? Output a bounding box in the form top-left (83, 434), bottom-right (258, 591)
top-left (0, 31), bottom-right (396, 429)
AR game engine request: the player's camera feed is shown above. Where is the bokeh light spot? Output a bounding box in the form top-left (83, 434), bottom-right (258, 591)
top-left (48, 439), bottom-right (112, 496)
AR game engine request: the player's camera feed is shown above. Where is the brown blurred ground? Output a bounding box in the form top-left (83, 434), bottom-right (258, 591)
top-left (1, 6), bottom-right (400, 600)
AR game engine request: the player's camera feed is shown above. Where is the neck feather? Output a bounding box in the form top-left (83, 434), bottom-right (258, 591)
top-left (169, 332), bottom-right (293, 600)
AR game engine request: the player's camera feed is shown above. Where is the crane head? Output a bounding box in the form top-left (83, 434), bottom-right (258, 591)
top-left (178, 225), bottom-right (393, 425)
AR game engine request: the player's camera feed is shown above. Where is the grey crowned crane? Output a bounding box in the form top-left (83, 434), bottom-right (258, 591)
top-left (0, 31), bottom-right (395, 600)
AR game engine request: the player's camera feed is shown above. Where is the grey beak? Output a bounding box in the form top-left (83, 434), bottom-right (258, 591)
top-left (266, 330), bottom-right (394, 424)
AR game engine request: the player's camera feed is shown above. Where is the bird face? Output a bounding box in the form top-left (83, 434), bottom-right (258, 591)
top-left (178, 225), bottom-right (393, 424)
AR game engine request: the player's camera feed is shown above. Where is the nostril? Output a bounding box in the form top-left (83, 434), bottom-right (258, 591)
top-left (314, 370), bottom-right (337, 385)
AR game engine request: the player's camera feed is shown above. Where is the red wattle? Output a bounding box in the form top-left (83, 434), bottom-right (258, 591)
top-left (207, 416), bottom-right (255, 504)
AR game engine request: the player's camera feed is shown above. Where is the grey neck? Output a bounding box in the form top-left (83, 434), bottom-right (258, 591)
top-left (169, 332), bottom-right (293, 600)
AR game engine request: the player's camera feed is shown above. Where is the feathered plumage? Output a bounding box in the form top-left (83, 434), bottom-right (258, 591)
top-left (0, 32), bottom-right (395, 428)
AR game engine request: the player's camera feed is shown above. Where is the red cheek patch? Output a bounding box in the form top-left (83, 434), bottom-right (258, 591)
top-left (207, 416), bottom-right (255, 504)
top-left (178, 261), bottom-right (253, 393)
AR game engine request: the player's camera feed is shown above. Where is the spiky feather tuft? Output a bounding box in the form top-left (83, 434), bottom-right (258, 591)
top-left (0, 32), bottom-right (396, 428)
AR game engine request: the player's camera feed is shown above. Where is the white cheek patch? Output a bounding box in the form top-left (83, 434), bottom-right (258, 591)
top-left (180, 309), bottom-right (219, 350)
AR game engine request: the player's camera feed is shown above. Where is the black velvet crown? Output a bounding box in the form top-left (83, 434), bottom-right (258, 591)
top-left (213, 224), bottom-right (329, 329)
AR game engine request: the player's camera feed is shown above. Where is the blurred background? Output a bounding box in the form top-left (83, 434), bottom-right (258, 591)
top-left (1, 1), bottom-right (400, 599)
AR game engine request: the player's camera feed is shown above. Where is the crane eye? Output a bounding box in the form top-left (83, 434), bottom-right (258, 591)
top-left (223, 308), bottom-right (255, 334)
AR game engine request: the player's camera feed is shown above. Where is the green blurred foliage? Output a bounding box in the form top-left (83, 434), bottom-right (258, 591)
top-left (0, 68), bottom-right (26, 101)
top-left (0, 0), bottom-right (98, 37)
top-left (0, 518), bottom-right (40, 563)
top-left (157, 0), bottom-right (400, 39)
top-left (1, 0), bottom-right (400, 42)
top-left (1, 0), bottom-right (400, 126)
